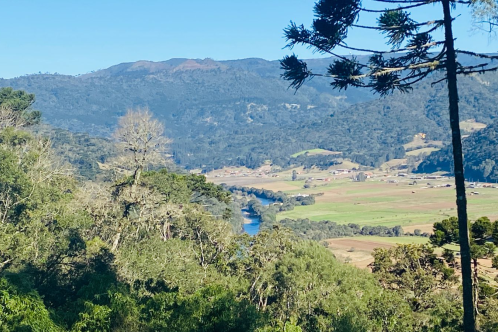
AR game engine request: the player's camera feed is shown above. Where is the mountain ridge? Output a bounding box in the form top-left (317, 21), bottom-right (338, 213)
top-left (1, 56), bottom-right (498, 170)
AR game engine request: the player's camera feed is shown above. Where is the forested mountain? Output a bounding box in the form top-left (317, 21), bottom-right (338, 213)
top-left (417, 120), bottom-right (498, 181)
top-left (1, 56), bottom-right (498, 170)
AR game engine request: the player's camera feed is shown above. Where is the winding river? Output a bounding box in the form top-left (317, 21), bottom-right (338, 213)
top-left (242, 197), bottom-right (274, 236)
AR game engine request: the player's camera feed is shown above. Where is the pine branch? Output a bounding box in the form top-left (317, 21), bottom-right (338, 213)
top-left (282, 53), bottom-right (445, 92)
top-left (399, 70), bottom-right (433, 85)
top-left (455, 50), bottom-right (498, 60)
top-left (419, 23), bottom-right (445, 35)
top-left (352, 19), bottom-right (443, 31)
top-left (372, 60), bottom-right (442, 76)
top-left (458, 65), bottom-right (498, 75)
top-left (373, 0), bottom-right (433, 4)
top-left (457, 63), bottom-right (491, 71)
top-left (430, 64), bottom-right (498, 86)
top-left (360, 3), bottom-right (428, 13)
top-left (337, 40), bottom-right (443, 54)
top-left (286, 35), bottom-right (371, 68)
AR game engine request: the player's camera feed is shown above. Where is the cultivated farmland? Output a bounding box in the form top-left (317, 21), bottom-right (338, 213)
top-left (211, 168), bottom-right (498, 228)
top-left (209, 166), bottom-right (498, 266)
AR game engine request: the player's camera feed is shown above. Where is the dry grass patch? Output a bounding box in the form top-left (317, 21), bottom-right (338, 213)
top-left (403, 136), bottom-right (443, 150)
top-left (406, 147), bottom-right (440, 156)
top-left (403, 224), bottom-right (434, 234)
top-left (460, 119), bottom-right (487, 133)
top-left (327, 238), bottom-right (393, 251)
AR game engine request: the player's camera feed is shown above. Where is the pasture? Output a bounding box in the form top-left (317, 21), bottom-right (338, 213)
top-left (210, 168), bottom-right (498, 268)
top-left (265, 178), bottom-right (498, 227)
top-left (215, 171), bottom-right (498, 229)
top-left (326, 236), bottom-right (466, 268)
top-left (405, 147), bottom-right (440, 156)
top-left (326, 236), bottom-right (430, 268)
top-left (291, 148), bottom-right (342, 158)
top-left (459, 119), bottom-right (487, 133)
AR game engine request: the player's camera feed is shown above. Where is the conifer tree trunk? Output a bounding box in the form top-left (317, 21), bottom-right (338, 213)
top-left (442, 0), bottom-right (475, 330)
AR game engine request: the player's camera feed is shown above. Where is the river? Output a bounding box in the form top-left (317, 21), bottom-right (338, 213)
top-left (242, 197), bottom-right (274, 236)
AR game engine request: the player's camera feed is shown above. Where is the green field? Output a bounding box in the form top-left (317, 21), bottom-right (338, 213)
top-left (214, 167), bottom-right (498, 237)
top-left (278, 201), bottom-right (443, 227)
top-left (270, 178), bottom-right (498, 228)
top-left (330, 236), bottom-right (461, 257)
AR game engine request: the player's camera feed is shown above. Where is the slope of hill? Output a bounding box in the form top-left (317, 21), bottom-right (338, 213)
top-left (417, 120), bottom-right (498, 181)
top-left (2, 57), bottom-right (498, 170)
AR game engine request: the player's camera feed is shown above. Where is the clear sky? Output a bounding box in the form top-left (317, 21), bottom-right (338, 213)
top-left (1, 0), bottom-right (496, 78)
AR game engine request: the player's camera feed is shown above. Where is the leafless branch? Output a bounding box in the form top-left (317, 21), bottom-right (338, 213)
top-left (111, 107), bottom-right (172, 185)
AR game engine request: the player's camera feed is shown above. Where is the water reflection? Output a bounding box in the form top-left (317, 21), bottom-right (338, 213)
top-left (242, 196), bottom-right (274, 236)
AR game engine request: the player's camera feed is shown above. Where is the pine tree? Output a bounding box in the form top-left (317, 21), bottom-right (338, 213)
top-left (280, 1), bottom-right (498, 330)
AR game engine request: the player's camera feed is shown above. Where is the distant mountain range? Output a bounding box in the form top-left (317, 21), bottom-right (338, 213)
top-left (1, 56), bottom-right (498, 170)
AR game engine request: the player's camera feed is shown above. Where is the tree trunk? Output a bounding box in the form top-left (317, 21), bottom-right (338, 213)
top-left (161, 221), bottom-right (171, 241)
top-left (442, 0), bottom-right (475, 330)
top-left (473, 258), bottom-right (480, 315)
top-left (112, 232), bottom-right (121, 252)
top-left (133, 166), bottom-right (143, 186)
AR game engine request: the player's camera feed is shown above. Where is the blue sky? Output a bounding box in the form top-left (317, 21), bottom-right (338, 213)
top-left (1, 0), bottom-right (496, 78)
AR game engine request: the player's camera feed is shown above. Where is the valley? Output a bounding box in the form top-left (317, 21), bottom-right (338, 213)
top-left (5, 56), bottom-right (497, 272)
top-left (210, 164), bottom-right (498, 267)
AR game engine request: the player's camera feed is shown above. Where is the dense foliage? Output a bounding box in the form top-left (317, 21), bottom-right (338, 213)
top-left (31, 124), bottom-right (118, 180)
top-left (0, 122), bottom-right (417, 331)
top-left (430, 216), bottom-right (498, 306)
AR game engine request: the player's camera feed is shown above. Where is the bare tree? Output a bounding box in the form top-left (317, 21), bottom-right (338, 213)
top-left (112, 107), bottom-right (171, 186)
top-left (0, 135), bottom-right (72, 224)
top-left (75, 181), bottom-right (185, 252)
top-left (0, 105), bottom-right (27, 129)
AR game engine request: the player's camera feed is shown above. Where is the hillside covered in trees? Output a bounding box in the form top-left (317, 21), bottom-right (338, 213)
top-left (5, 86), bottom-right (498, 331)
top-left (2, 56), bottom-right (498, 170)
top-left (417, 120), bottom-right (498, 181)
top-left (8, 87), bottom-right (498, 331)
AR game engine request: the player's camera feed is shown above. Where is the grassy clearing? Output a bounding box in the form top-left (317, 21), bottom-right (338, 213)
top-left (406, 147), bottom-right (440, 156)
top-left (291, 148), bottom-right (340, 157)
top-left (460, 119), bottom-right (487, 133)
top-left (380, 159), bottom-right (408, 170)
top-left (327, 236), bottom-right (463, 268)
top-left (278, 189), bottom-right (498, 227)
top-left (403, 136), bottom-right (443, 150)
top-left (210, 164), bottom-right (498, 230)
top-left (285, 182), bottom-right (347, 194)
top-left (326, 236), bottom-right (432, 267)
